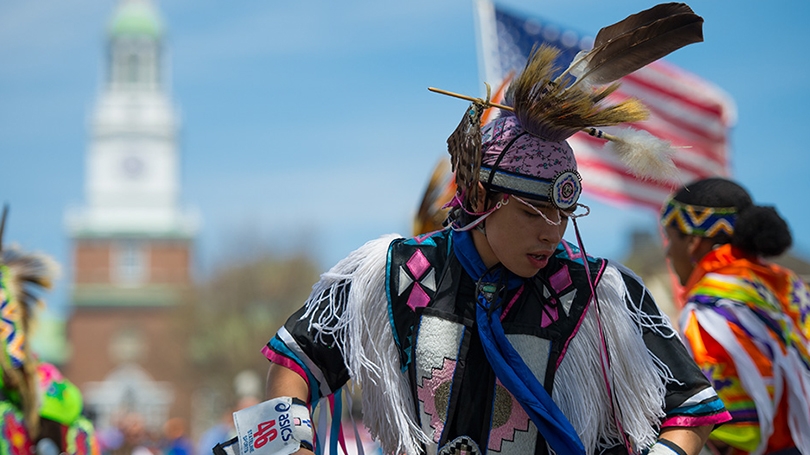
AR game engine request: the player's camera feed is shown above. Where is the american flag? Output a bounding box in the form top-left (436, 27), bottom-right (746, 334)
top-left (474, 0), bottom-right (736, 210)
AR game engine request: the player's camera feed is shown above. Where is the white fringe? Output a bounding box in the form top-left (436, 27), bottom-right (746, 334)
top-left (300, 234), bottom-right (429, 455)
top-left (553, 263), bottom-right (669, 454)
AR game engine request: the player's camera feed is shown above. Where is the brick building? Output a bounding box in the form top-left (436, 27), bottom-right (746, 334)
top-left (63, 0), bottom-right (198, 433)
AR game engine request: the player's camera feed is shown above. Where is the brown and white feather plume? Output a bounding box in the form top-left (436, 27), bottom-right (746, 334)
top-left (505, 45), bottom-right (649, 142)
top-left (566, 3), bottom-right (704, 87)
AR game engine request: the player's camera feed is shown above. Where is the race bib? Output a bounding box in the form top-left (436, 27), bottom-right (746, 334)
top-left (232, 397), bottom-right (313, 455)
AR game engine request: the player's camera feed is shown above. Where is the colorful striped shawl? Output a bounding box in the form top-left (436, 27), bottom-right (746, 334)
top-left (679, 244), bottom-right (810, 455)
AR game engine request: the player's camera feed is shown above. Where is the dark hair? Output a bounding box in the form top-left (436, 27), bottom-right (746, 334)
top-left (447, 190), bottom-right (504, 228)
top-left (672, 177), bottom-right (792, 257)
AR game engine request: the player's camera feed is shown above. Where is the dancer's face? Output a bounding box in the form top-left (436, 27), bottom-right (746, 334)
top-left (663, 225), bottom-right (696, 285)
top-left (473, 195), bottom-right (567, 278)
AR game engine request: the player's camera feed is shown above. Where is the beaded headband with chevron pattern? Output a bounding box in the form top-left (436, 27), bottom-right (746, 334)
top-left (660, 198), bottom-right (737, 237)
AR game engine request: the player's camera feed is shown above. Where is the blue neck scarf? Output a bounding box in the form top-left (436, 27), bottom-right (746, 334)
top-left (452, 230), bottom-right (585, 455)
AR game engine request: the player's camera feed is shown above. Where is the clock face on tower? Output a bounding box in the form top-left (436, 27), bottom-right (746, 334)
top-left (121, 154), bottom-right (145, 179)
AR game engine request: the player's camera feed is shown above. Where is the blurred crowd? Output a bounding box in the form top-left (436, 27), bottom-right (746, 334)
top-left (92, 395), bottom-right (260, 455)
top-left (94, 414), bottom-right (193, 455)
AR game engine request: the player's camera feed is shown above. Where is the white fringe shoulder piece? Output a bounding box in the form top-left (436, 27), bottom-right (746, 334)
top-left (300, 233), bottom-right (430, 455)
top-left (552, 261), bottom-right (675, 454)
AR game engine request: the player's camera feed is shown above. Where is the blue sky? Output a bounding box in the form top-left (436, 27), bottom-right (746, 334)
top-left (2, 0), bottom-right (809, 318)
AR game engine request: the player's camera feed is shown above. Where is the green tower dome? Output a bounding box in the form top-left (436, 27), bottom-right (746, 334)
top-left (109, 0), bottom-right (163, 39)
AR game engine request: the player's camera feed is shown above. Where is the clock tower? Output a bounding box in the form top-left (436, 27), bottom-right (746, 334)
top-left (78, 0), bottom-right (189, 235)
top-left (64, 0), bottom-right (198, 433)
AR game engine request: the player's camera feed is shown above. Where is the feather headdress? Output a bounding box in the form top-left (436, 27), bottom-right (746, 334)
top-left (0, 205), bottom-right (59, 436)
top-left (431, 2), bottom-right (704, 209)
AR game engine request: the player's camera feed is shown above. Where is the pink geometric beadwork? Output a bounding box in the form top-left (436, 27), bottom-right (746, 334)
top-left (417, 357), bottom-right (458, 442)
top-left (541, 304), bottom-right (559, 328)
top-left (407, 249), bottom-right (431, 280)
top-left (549, 264), bottom-right (572, 294)
top-left (407, 283), bottom-right (431, 311)
top-left (488, 381), bottom-right (531, 452)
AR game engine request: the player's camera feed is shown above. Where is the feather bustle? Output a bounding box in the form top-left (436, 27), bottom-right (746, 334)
top-left (414, 158), bottom-right (454, 235)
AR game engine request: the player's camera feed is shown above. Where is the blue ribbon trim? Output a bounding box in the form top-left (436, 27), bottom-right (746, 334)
top-left (453, 230), bottom-right (586, 455)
